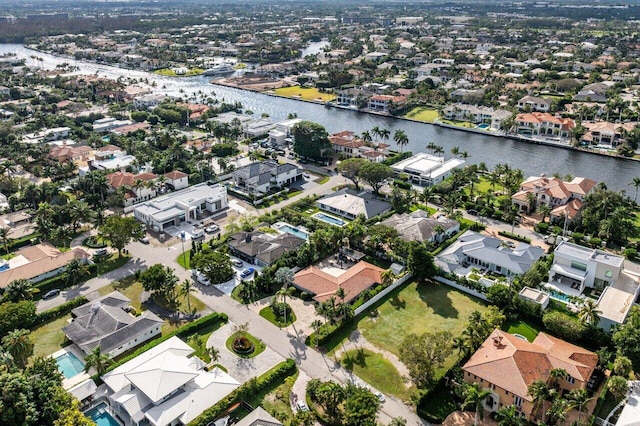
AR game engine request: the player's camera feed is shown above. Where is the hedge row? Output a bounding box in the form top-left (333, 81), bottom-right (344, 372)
top-left (188, 358), bottom-right (297, 426)
top-left (35, 296), bottom-right (88, 325)
top-left (497, 231), bottom-right (531, 243)
top-left (93, 312), bottom-right (228, 381)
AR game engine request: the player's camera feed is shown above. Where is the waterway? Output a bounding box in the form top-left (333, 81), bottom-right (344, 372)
top-left (2, 43), bottom-right (639, 191)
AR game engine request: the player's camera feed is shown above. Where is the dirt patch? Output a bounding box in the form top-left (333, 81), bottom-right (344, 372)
top-left (213, 76), bottom-right (289, 91)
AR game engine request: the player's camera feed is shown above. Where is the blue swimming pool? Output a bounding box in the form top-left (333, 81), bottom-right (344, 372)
top-left (476, 123), bottom-right (490, 129)
top-left (547, 289), bottom-right (570, 303)
top-left (55, 352), bottom-right (85, 379)
top-left (276, 223), bottom-right (309, 240)
top-left (313, 212), bottom-right (346, 226)
top-left (85, 402), bottom-right (120, 426)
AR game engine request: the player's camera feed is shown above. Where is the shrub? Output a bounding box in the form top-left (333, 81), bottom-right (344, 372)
top-left (535, 222), bottom-right (550, 234)
top-left (497, 231), bottom-right (531, 243)
top-left (393, 179), bottom-right (411, 190)
top-left (542, 311), bottom-right (585, 341)
top-left (624, 248), bottom-right (638, 260)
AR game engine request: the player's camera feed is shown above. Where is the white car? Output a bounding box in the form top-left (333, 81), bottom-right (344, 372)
top-left (374, 391), bottom-right (385, 403)
top-left (295, 400), bottom-right (309, 412)
top-left (230, 258), bottom-right (243, 268)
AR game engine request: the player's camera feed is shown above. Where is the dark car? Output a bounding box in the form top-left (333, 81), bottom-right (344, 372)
top-left (239, 267), bottom-right (255, 279)
top-left (43, 289), bottom-right (61, 299)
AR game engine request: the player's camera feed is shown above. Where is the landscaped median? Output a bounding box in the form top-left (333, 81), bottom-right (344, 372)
top-left (188, 358), bottom-right (297, 426)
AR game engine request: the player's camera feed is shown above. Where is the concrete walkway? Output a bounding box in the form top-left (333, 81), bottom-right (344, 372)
top-left (206, 322), bottom-right (284, 384)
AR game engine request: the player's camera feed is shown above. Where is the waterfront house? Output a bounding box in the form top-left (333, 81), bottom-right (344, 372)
top-left (580, 121), bottom-right (636, 148)
top-left (511, 174), bottom-right (596, 219)
top-left (132, 93), bottom-right (168, 110)
top-left (435, 230), bottom-right (544, 278)
top-left (442, 103), bottom-right (512, 129)
top-left (463, 329), bottom-right (598, 422)
top-left (517, 95), bottom-right (552, 112)
top-left (366, 94), bottom-right (407, 113)
top-left (390, 152), bottom-right (465, 187)
top-left (62, 291), bottom-right (163, 358)
top-left (102, 336), bottom-right (239, 426)
top-left (268, 118), bottom-right (302, 147)
top-left (514, 112), bottom-right (575, 138)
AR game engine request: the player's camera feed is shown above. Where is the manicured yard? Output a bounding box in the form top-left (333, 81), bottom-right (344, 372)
top-left (404, 107), bottom-right (440, 123)
top-left (259, 305), bottom-right (297, 327)
top-left (225, 331), bottom-right (266, 358)
top-left (341, 348), bottom-right (412, 400)
top-left (31, 314), bottom-right (72, 358)
top-left (463, 176), bottom-right (505, 196)
top-left (96, 253), bottom-right (131, 275)
top-left (185, 320), bottom-right (226, 363)
top-left (503, 319), bottom-right (540, 342)
top-left (153, 67), bottom-right (205, 76)
top-left (273, 86), bottom-right (336, 101)
top-left (441, 119), bottom-right (476, 128)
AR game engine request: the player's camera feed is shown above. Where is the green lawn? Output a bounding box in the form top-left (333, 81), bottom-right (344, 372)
top-left (186, 320), bottom-right (226, 363)
top-left (504, 320), bottom-right (540, 342)
top-left (463, 176), bottom-right (505, 196)
top-left (259, 305), bottom-right (297, 327)
top-left (31, 314), bottom-right (71, 358)
top-left (96, 254), bottom-right (131, 275)
top-left (404, 107), bottom-right (440, 123)
top-left (273, 86), bottom-right (335, 101)
top-left (341, 348), bottom-right (413, 400)
top-left (247, 371), bottom-right (298, 423)
top-left (153, 67), bottom-right (205, 77)
top-left (419, 388), bottom-right (457, 423)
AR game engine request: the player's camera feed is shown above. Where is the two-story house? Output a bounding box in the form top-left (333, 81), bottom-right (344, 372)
top-left (511, 175), bottom-right (597, 220)
top-left (163, 170), bottom-right (189, 191)
top-left (463, 329), bottom-right (598, 422)
top-left (107, 171), bottom-right (158, 207)
top-left (514, 113), bottom-right (575, 138)
top-left (232, 161), bottom-right (302, 196)
top-left (517, 95), bottom-right (552, 112)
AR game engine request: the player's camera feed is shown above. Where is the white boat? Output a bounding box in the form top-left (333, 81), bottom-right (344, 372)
top-left (203, 64), bottom-right (235, 76)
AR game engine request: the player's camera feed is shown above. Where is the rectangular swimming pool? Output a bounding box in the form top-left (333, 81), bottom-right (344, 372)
top-left (55, 352), bottom-right (85, 379)
top-left (312, 212), bottom-right (346, 227)
top-left (84, 402), bottom-right (120, 426)
top-left (276, 223), bottom-right (309, 240)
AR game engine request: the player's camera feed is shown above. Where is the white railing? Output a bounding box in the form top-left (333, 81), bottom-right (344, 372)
top-left (353, 273), bottom-right (413, 316)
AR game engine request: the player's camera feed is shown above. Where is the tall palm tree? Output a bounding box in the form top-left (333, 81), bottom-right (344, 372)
top-left (84, 346), bottom-right (112, 377)
top-left (578, 299), bottom-right (601, 326)
top-left (335, 286), bottom-right (347, 318)
top-left (566, 388), bottom-right (591, 425)
top-left (1, 329), bottom-right (33, 370)
top-left (393, 130), bottom-right (409, 153)
top-left (463, 383), bottom-right (492, 426)
top-left (450, 146), bottom-right (460, 157)
top-left (179, 279), bottom-right (196, 314)
top-left (275, 267), bottom-right (294, 324)
top-left (371, 126), bottom-right (382, 142)
top-left (495, 405), bottom-right (526, 426)
top-left (546, 397), bottom-right (570, 426)
top-left (207, 346), bottom-right (220, 363)
top-left (528, 380), bottom-right (553, 423)
top-left (360, 131), bottom-right (372, 144)
top-left (379, 128), bottom-right (390, 144)
top-left (629, 177), bottom-right (640, 202)
top-left (0, 226), bottom-right (10, 254)
top-left (433, 145), bottom-right (444, 157)
top-left (5, 278), bottom-right (34, 302)
top-left (311, 319), bottom-right (323, 348)
top-left (539, 204), bottom-right (552, 223)
top-left (549, 368), bottom-right (567, 389)
top-left (65, 258), bottom-right (89, 287)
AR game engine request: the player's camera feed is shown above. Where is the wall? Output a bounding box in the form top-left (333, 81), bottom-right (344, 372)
top-left (354, 273), bottom-right (413, 316)
top-left (433, 276), bottom-right (488, 301)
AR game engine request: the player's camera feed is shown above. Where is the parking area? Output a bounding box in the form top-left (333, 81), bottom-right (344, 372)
top-left (191, 255), bottom-right (263, 295)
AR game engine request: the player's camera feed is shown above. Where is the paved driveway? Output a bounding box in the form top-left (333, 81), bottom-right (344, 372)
top-left (207, 322), bottom-right (284, 383)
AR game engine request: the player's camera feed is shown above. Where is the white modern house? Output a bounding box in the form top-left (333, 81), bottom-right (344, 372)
top-left (268, 118), bottom-right (302, 147)
top-left (102, 336), bottom-right (240, 426)
top-left (134, 183), bottom-right (228, 231)
top-left (62, 291), bottom-right (163, 358)
top-left (132, 94), bottom-right (168, 110)
top-left (391, 152), bottom-right (465, 187)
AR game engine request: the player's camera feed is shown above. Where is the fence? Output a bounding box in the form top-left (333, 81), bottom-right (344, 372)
top-left (433, 276), bottom-right (489, 301)
top-left (354, 273), bottom-right (413, 316)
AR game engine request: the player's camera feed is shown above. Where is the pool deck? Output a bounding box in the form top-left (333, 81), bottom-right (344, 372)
top-left (52, 344), bottom-right (93, 390)
top-left (311, 211), bottom-right (346, 227)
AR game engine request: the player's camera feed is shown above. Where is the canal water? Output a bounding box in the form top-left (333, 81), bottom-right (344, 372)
top-left (2, 44), bottom-right (638, 191)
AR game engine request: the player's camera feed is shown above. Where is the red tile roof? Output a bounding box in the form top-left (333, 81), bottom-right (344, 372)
top-left (164, 170), bottom-right (188, 180)
top-left (293, 261), bottom-right (384, 303)
top-left (106, 171), bottom-right (157, 188)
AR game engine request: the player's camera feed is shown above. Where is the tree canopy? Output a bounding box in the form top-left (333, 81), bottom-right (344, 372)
top-left (191, 251), bottom-right (234, 284)
top-left (358, 162), bottom-right (393, 194)
top-left (399, 330), bottom-right (453, 387)
top-left (291, 121), bottom-right (332, 161)
top-left (99, 215), bottom-right (144, 255)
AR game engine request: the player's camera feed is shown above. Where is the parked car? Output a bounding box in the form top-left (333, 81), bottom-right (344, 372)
top-left (94, 248), bottom-right (108, 257)
top-left (194, 271), bottom-right (211, 286)
top-left (43, 289), bottom-right (61, 299)
top-left (230, 258), bottom-right (243, 268)
top-left (374, 391), bottom-right (385, 403)
top-left (239, 267), bottom-right (255, 279)
top-left (303, 173), bottom-right (310, 179)
top-left (295, 401), bottom-right (309, 412)
top-left (138, 236), bottom-right (150, 244)
top-left (192, 229), bottom-right (205, 239)
top-left (205, 225), bottom-right (220, 234)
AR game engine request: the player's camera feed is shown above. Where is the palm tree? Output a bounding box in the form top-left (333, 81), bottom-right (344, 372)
top-left (5, 278), bottom-right (34, 302)
top-left (426, 141), bottom-right (437, 154)
top-left (335, 286), bottom-right (347, 318)
top-left (311, 319), bottom-right (323, 348)
top-left (84, 346), bottom-right (112, 376)
top-left (539, 204), bottom-right (552, 223)
top-left (463, 383), bottom-right (492, 426)
top-left (450, 146), bottom-right (460, 157)
top-left (360, 131), bottom-right (372, 144)
top-left (393, 130), bottom-right (409, 153)
top-left (549, 368), bottom-right (567, 389)
top-left (433, 145), bottom-right (444, 157)
top-left (207, 346), bottom-right (221, 363)
top-left (1, 329), bottom-right (33, 370)
top-left (629, 177), bottom-right (640, 202)
top-left (578, 299), bottom-right (601, 326)
top-left (613, 355), bottom-right (633, 378)
top-left (371, 126), bottom-right (382, 142)
top-left (179, 279), bottom-right (196, 314)
top-left (275, 267), bottom-right (294, 324)
top-left (546, 397), bottom-right (570, 426)
top-left (0, 227), bottom-right (10, 254)
top-left (607, 375), bottom-right (628, 399)
top-left (528, 380), bottom-right (553, 423)
top-left (495, 405), bottom-right (526, 426)
top-left (65, 258), bottom-right (89, 287)
top-left (566, 388), bottom-right (591, 425)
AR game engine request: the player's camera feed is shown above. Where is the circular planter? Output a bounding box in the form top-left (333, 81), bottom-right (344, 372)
top-left (83, 236), bottom-right (107, 249)
top-left (232, 336), bottom-right (255, 355)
